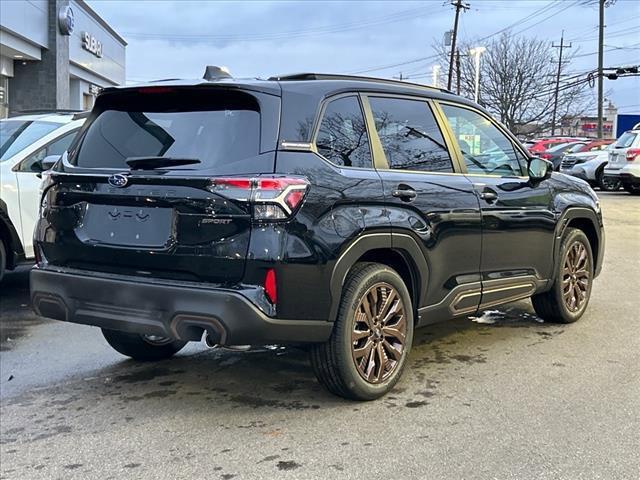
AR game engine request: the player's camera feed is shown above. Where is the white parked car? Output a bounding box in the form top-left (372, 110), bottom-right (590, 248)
top-left (0, 112), bottom-right (85, 280)
top-left (560, 143), bottom-right (620, 191)
top-left (604, 129), bottom-right (640, 195)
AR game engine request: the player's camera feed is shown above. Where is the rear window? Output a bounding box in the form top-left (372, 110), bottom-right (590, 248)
top-left (1, 120), bottom-right (60, 161)
top-left (71, 89), bottom-right (262, 172)
top-left (614, 132), bottom-right (637, 148)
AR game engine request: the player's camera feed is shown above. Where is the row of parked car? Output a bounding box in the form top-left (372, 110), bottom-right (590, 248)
top-left (522, 133), bottom-right (640, 193)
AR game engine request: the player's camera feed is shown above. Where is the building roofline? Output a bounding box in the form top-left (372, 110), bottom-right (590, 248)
top-left (74, 0), bottom-right (127, 46)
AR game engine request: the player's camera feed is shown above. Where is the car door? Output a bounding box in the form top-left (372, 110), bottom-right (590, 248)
top-left (14, 130), bottom-right (77, 257)
top-left (436, 102), bottom-right (556, 308)
top-left (363, 95), bottom-right (482, 323)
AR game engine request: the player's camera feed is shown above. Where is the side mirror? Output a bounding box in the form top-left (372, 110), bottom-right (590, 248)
top-left (40, 155), bottom-right (61, 171)
top-left (528, 157), bottom-right (552, 182)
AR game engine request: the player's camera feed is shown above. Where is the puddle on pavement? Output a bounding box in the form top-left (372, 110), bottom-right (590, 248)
top-left (468, 307), bottom-right (544, 326)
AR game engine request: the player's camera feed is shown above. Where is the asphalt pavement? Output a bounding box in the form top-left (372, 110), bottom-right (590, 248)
top-left (1, 192), bottom-right (638, 480)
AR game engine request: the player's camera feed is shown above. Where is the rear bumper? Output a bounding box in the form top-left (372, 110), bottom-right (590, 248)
top-left (30, 267), bottom-right (332, 345)
top-left (604, 164), bottom-right (640, 185)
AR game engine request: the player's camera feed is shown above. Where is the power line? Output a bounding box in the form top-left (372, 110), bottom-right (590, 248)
top-left (551, 31), bottom-right (572, 135)
top-left (121, 6), bottom-right (432, 42)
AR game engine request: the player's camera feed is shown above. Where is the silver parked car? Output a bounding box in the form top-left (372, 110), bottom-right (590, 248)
top-left (561, 143), bottom-right (620, 191)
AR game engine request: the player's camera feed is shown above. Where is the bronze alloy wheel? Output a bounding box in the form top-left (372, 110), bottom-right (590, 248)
top-left (351, 282), bottom-right (407, 384)
top-left (562, 240), bottom-right (591, 312)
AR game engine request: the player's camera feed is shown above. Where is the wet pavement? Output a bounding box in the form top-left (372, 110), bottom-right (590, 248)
top-left (1, 192), bottom-right (639, 479)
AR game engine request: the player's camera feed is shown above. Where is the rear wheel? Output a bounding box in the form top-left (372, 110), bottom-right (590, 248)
top-left (102, 329), bottom-right (187, 361)
top-left (532, 228), bottom-right (593, 323)
top-left (310, 263), bottom-right (414, 400)
top-left (597, 169), bottom-right (621, 191)
top-left (623, 183), bottom-right (640, 195)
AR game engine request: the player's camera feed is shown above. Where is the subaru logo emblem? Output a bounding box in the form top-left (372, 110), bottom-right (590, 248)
top-left (108, 174), bottom-right (129, 188)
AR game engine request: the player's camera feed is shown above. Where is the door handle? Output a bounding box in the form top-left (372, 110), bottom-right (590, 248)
top-left (392, 188), bottom-right (417, 201)
top-left (479, 190), bottom-right (498, 203)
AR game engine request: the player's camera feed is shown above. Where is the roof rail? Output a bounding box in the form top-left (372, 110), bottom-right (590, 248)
top-left (72, 111), bottom-right (91, 120)
top-left (13, 109), bottom-right (84, 115)
top-left (267, 73), bottom-right (453, 94)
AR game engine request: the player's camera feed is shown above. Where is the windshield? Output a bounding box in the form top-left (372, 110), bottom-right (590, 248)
top-left (0, 120), bottom-right (60, 161)
top-left (72, 89), bottom-right (262, 172)
top-left (566, 143), bottom-right (587, 153)
top-left (614, 131), bottom-right (637, 148)
top-left (547, 142), bottom-right (572, 152)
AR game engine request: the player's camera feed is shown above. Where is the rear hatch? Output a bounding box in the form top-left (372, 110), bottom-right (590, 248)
top-left (609, 131), bottom-right (638, 171)
top-left (40, 85), bottom-right (280, 284)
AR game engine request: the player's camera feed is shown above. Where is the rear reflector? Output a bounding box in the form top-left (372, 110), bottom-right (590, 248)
top-left (264, 268), bottom-right (277, 304)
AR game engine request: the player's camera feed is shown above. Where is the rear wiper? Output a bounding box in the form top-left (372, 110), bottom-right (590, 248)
top-left (125, 156), bottom-right (201, 170)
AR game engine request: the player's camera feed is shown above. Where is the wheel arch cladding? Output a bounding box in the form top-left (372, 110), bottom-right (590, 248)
top-left (329, 233), bottom-right (428, 323)
top-left (556, 207), bottom-right (603, 278)
top-left (566, 218), bottom-right (599, 270)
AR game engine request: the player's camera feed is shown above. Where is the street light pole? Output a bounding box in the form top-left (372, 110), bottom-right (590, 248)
top-left (432, 65), bottom-right (441, 88)
top-left (470, 46), bottom-right (486, 104)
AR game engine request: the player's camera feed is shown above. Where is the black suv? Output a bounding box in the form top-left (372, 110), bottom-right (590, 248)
top-left (31, 70), bottom-right (604, 400)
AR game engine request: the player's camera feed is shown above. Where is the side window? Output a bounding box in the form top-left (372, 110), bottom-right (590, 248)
top-left (17, 131), bottom-right (76, 172)
top-left (441, 104), bottom-right (525, 176)
top-left (369, 97), bottom-right (453, 172)
top-left (315, 96), bottom-right (372, 168)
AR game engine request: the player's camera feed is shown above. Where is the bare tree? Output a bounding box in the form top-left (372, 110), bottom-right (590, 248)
top-left (433, 32), bottom-right (592, 136)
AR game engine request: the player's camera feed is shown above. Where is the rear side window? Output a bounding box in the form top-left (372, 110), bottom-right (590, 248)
top-left (0, 121), bottom-right (60, 161)
top-left (614, 132), bottom-right (637, 148)
top-left (71, 89), bottom-right (263, 173)
top-left (315, 96), bottom-right (372, 168)
top-left (369, 97), bottom-right (453, 173)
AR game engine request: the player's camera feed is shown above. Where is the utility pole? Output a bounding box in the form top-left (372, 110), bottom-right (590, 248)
top-left (551, 31), bottom-right (571, 136)
top-left (447, 0), bottom-right (469, 91)
top-left (456, 49), bottom-right (461, 95)
top-left (597, 0), bottom-right (605, 139)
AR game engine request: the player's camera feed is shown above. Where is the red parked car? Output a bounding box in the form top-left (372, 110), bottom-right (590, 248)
top-left (527, 138), bottom-right (582, 154)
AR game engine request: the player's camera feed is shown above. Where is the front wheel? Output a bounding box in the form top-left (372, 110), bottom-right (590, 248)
top-left (102, 329), bottom-right (187, 361)
top-left (597, 170), bottom-right (621, 191)
top-left (311, 263), bottom-right (414, 400)
top-left (623, 183), bottom-right (640, 195)
top-left (532, 228), bottom-right (594, 323)
top-left (0, 240), bottom-right (6, 283)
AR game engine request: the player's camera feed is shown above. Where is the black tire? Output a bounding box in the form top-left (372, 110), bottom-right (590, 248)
top-left (102, 329), bottom-right (187, 361)
top-left (623, 184), bottom-right (640, 195)
top-left (310, 262), bottom-right (414, 400)
top-left (532, 228), bottom-right (594, 324)
top-left (597, 169), bottom-right (621, 191)
top-left (0, 239), bottom-right (6, 283)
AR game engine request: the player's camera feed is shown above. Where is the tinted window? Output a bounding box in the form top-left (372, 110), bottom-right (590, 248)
top-left (315, 96), bottom-right (372, 168)
top-left (18, 131), bottom-right (77, 172)
top-left (72, 89), bottom-right (263, 173)
top-left (369, 97), bottom-right (453, 172)
top-left (0, 120), bottom-right (60, 161)
top-left (441, 104), bottom-right (525, 176)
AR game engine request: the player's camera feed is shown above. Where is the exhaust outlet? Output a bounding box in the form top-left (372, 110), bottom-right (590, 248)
top-left (203, 331), bottom-right (218, 348)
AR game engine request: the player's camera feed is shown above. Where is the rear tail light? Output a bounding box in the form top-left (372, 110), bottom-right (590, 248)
top-left (626, 148), bottom-right (640, 162)
top-left (208, 176), bottom-right (309, 220)
top-left (540, 153), bottom-right (552, 160)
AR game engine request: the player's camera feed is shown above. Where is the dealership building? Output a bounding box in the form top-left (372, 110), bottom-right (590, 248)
top-left (0, 0), bottom-right (126, 118)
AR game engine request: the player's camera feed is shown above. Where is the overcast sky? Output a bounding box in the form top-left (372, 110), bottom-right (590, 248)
top-left (88, 0), bottom-right (639, 114)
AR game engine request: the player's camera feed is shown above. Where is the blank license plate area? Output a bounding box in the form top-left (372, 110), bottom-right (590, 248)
top-left (79, 204), bottom-right (173, 248)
